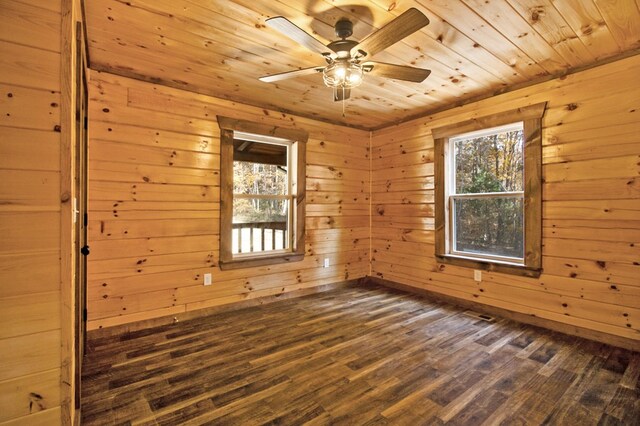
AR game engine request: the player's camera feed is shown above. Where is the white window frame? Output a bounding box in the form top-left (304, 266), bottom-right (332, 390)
top-left (445, 122), bottom-right (525, 266)
top-left (231, 131), bottom-right (294, 258)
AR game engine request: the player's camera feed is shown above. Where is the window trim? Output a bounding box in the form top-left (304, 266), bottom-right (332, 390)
top-left (433, 102), bottom-right (546, 278)
top-left (217, 116), bottom-right (308, 270)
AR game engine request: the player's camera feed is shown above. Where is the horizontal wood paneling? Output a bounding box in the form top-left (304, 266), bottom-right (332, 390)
top-left (371, 55), bottom-right (640, 343)
top-left (0, 330), bottom-right (61, 382)
top-left (0, 1), bottom-right (64, 422)
top-left (0, 292), bottom-right (61, 339)
top-left (86, 71), bottom-right (370, 329)
top-left (0, 369), bottom-right (60, 423)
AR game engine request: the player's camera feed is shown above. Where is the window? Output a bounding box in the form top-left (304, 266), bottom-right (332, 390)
top-left (433, 103), bottom-right (546, 277)
top-left (218, 117), bottom-right (307, 270)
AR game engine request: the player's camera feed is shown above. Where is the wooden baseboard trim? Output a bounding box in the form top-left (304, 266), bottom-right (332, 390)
top-left (364, 276), bottom-right (640, 352)
top-left (87, 279), bottom-right (363, 341)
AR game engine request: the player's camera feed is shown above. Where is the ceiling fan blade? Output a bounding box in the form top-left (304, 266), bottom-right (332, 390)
top-left (351, 8), bottom-right (429, 58)
top-left (333, 87), bottom-right (351, 101)
top-left (259, 66), bottom-right (325, 83)
top-left (363, 61), bottom-right (431, 82)
top-left (266, 16), bottom-right (331, 56)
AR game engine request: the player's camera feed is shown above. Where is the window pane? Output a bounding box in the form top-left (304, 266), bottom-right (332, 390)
top-left (233, 161), bottom-right (287, 195)
top-left (453, 197), bottom-right (524, 260)
top-left (233, 140), bottom-right (288, 195)
top-left (454, 126), bottom-right (523, 194)
top-left (232, 198), bottom-right (289, 254)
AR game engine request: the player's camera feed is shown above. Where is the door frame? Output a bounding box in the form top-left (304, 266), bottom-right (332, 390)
top-left (74, 18), bottom-right (89, 413)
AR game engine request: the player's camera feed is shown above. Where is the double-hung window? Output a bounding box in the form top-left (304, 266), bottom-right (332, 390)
top-left (218, 117), bottom-right (307, 270)
top-left (448, 123), bottom-right (525, 263)
top-left (433, 103), bottom-right (546, 277)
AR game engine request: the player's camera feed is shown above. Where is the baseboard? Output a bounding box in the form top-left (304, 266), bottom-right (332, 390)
top-left (364, 276), bottom-right (640, 352)
top-left (86, 278), bottom-right (363, 341)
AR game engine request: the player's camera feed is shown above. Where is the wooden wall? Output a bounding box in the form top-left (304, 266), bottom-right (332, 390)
top-left (0, 0), bottom-right (78, 424)
top-left (371, 54), bottom-right (640, 345)
top-left (86, 71), bottom-right (371, 330)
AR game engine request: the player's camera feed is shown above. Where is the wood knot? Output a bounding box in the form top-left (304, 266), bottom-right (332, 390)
top-left (566, 103), bottom-right (578, 111)
top-left (29, 393), bottom-right (45, 413)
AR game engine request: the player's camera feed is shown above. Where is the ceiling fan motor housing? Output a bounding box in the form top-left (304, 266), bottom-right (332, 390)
top-left (335, 19), bottom-right (353, 39)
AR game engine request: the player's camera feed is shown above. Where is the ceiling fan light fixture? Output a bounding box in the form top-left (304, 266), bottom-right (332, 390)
top-left (323, 61), bottom-right (364, 89)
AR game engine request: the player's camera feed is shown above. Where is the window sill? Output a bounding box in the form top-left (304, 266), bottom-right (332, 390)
top-left (435, 254), bottom-right (541, 278)
top-left (219, 252), bottom-right (304, 270)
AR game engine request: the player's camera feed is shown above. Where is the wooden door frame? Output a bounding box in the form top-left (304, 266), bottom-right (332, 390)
top-left (73, 18), bottom-right (89, 415)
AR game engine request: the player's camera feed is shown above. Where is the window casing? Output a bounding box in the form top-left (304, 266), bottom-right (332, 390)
top-left (433, 103), bottom-right (546, 277)
top-left (218, 117), bottom-right (307, 270)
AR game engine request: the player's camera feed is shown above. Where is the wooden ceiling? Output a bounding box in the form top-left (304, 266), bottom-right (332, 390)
top-left (84, 0), bottom-right (640, 129)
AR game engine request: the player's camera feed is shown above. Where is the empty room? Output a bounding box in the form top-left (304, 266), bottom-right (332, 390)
top-left (1, 0), bottom-right (639, 424)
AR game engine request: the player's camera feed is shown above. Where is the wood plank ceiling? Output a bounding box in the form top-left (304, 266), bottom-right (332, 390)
top-left (84, 0), bottom-right (640, 129)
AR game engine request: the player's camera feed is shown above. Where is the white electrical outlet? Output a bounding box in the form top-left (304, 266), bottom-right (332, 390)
top-left (474, 270), bottom-right (482, 282)
top-left (323, 258), bottom-right (330, 268)
top-left (204, 273), bottom-right (212, 286)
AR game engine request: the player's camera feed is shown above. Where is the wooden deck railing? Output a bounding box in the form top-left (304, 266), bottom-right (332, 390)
top-left (232, 221), bottom-right (287, 253)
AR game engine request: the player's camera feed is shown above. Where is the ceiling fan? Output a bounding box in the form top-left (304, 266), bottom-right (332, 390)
top-left (259, 8), bottom-right (431, 102)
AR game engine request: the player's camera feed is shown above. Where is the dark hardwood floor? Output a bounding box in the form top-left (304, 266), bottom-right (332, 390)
top-left (82, 284), bottom-right (640, 425)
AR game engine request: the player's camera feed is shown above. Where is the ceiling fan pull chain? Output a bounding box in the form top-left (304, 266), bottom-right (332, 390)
top-left (342, 86), bottom-right (346, 117)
